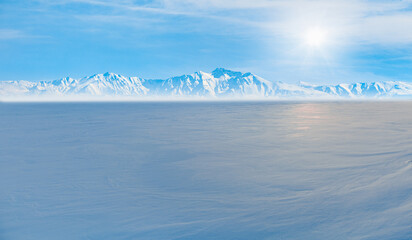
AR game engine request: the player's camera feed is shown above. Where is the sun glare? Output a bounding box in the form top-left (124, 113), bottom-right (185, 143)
top-left (305, 28), bottom-right (327, 47)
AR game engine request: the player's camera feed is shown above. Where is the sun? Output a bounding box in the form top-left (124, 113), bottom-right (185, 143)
top-left (305, 28), bottom-right (327, 47)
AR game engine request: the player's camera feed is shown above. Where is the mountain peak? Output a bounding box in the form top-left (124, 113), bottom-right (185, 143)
top-left (87, 72), bottom-right (122, 80)
top-left (103, 72), bottom-right (118, 77)
top-left (212, 68), bottom-right (242, 78)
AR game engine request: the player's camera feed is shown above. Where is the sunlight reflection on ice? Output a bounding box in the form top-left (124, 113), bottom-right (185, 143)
top-left (0, 102), bottom-right (411, 240)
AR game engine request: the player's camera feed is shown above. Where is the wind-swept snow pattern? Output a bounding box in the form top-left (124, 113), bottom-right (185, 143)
top-left (1, 102), bottom-right (412, 239)
top-left (1, 68), bottom-right (412, 100)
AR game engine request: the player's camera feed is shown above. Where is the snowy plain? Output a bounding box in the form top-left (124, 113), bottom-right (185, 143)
top-left (1, 102), bottom-right (412, 240)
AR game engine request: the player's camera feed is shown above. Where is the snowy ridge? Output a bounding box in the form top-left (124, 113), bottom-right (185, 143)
top-left (1, 68), bottom-right (412, 99)
top-left (300, 81), bottom-right (412, 98)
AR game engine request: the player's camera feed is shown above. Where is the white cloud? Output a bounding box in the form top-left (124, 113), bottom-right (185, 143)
top-left (159, 0), bottom-right (412, 46)
top-left (33, 0), bottom-right (412, 45)
top-left (357, 13), bottom-right (412, 44)
top-left (0, 29), bottom-right (27, 40)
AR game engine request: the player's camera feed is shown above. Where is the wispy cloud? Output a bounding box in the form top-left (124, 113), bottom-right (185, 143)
top-left (357, 13), bottom-right (412, 44)
top-left (2, 0), bottom-right (412, 82)
top-left (0, 29), bottom-right (28, 40)
top-left (0, 28), bottom-right (49, 41)
top-left (43, 0), bottom-right (412, 46)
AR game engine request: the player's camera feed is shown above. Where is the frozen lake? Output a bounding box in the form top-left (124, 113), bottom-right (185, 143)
top-left (1, 102), bottom-right (412, 240)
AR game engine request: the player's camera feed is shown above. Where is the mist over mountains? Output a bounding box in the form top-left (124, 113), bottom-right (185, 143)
top-left (1, 68), bottom-right (412, 100)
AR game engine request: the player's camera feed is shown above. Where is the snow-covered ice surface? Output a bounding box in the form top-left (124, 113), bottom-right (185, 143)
top-left (1, 102), bottom-right (412, 240)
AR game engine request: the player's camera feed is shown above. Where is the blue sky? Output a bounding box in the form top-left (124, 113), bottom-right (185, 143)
top-left (1, 0), bottom-right (412, 84)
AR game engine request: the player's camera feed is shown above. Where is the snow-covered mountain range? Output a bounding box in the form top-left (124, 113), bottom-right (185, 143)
top-left (1, 68), bottom-right (412, 100)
